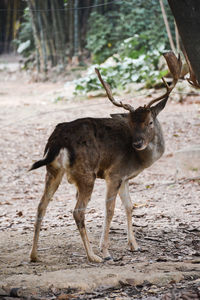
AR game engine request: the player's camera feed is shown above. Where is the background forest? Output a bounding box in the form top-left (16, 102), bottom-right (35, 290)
top-left (0, 0), bottom-right (177, 92)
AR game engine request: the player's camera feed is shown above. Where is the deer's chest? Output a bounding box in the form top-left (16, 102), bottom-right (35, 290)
top-left (142, 140), bottom-right (164, 168)
top-left (125, 141), bottom-right (164, 180)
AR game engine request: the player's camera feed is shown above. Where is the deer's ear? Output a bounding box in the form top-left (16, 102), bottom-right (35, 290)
top-left (110, 113), bottom-right (129, 121)
top-left (150, 96), bottom-right (169, 118)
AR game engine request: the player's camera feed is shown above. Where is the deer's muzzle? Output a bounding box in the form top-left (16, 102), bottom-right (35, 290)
top-left (132, 140), bottom-right (146, 151)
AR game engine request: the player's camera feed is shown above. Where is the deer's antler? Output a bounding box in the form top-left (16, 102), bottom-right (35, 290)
top-left (146, 51), bottom-right (182, 108)
top-left (96, 52), bottom-right (181, 111)
top-left (95, 68), bottom-right (134, 112)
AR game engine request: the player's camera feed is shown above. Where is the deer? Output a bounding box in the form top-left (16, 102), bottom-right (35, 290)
top-left (29, 52), bottom-right (182, 263)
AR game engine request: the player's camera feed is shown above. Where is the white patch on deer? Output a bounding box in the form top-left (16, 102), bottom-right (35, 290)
top-left (52, 148), bottom-right (70, 169)
top-left (148, 138), bottom-right (163, 163)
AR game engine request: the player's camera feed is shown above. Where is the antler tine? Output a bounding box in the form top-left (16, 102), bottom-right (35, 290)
top-left (95, 68), bottom-right (134, 112)
top-left (146, 52), bottom-right (182, 108)
top-left (146, 76), bottom-right (173, 108)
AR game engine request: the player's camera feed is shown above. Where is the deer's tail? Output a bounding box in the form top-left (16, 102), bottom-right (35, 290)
top-left (29, 146), bottom-right (60, 171)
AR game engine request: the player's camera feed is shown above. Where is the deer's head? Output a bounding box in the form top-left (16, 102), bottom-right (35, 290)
top-left (95, 52), bottom-right (182, 151)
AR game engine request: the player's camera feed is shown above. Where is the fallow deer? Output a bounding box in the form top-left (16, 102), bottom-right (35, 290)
top-left (29, 52), bottom-right (182, 263)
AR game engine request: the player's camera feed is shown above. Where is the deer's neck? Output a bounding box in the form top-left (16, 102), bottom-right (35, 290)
top-left (137, 120), bottom-right (165, 168)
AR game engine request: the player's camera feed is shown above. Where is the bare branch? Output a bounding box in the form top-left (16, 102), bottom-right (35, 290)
top-left (159, 0), bottom-right (176, 53)
top-left (182, 48), bottom-right (200, 89)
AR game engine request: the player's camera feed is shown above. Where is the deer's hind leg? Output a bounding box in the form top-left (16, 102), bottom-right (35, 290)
top-left (30, 166), bottom-right (64, 262)
top-left (73, 175), bottom-right (102, 263)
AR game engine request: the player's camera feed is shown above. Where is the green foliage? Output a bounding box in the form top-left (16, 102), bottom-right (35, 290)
top-left (74, 36), bottom-right (168, 94)
top-left (86, 0), bottom-right (175, 64)
top-left (77, 0), bottom-right (174, 93)
top-left (86, 12), bottom-right (113, 64)
top-left (13, 8), bottom-right (34, 57)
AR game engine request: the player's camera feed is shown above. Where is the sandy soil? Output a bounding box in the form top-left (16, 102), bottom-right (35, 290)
top-left (0, 56), bottom-right (200, 299)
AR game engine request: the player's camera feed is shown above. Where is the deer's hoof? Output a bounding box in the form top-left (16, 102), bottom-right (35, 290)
top-left (30, 252), bottom-right (38, 262)
top-left (129, 242), bottom-right (140, 252)
top-left (133, 246), bottom-right (141, 252)
top-left (88, 254), bottom-right (103, 263)
top-left (104, 256), bottom-right (113, 261)
top-left (100, 247), bottom-right (112, 260)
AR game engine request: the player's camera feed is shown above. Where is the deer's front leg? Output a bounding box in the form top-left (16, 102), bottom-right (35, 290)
top-left (100, 179), bottom-right (119, 259)
top-left (119, 180), bottom-right (139, 251)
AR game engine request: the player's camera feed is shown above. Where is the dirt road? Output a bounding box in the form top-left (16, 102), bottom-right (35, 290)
top-left (0, 57), bottom-right (200, 299)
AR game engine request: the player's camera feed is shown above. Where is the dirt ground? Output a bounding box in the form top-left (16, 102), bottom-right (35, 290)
top-left (0, 56), bottom-right (200, 299)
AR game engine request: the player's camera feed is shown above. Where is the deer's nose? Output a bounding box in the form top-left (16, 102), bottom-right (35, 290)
top-left (132, 140), bottom-right (143, 149)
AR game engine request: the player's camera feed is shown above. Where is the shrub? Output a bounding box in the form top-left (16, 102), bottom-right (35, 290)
top-left (86, 0), bottom-right (174, 64)
top-left (13, 8), bottom-right (34, 57)
top-left (74, 36), bottom-right (168, 94)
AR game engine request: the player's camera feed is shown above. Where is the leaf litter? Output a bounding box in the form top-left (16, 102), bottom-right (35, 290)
top-left (0, 64), bottom-right (200, 299)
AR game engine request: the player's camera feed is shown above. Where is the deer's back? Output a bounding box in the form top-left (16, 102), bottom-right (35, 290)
top-left (45, 117), bottom-right (138, 179)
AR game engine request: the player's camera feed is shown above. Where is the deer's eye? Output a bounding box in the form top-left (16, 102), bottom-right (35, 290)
top-left (149, 121), bottom-right (153, 125)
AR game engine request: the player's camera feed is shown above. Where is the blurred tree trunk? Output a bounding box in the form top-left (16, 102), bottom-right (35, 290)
top-left (12, 0), bottom-right (20, 53)
top-left (28, 0), bottom-right (67, 74)
top-left (37, 6), bottom-right (47, 74)
top-left (51, 0), bottom-right (60, 65)
top-left (73, 0), bottom-right (79, 60)
top-left (5, 0), bottom-right (11, 52)
top-left (0, 0), bottom-right (25, 53)
top-left (68, 0), bottom-right (74, 61)
top-left (168, 0), bottom-right (200, 85)
top-left (56, 0), bottom-right (66, 66)
top-left (4, 0), bottom-right (21, 52)
top-left (159, 0), bottom-right (176, 53)
top-left (80, 0), bottom-right (91, 52)
top-left (174, 21), bottom-right (180, 53)
top-left (41, 1), bottom-right (56, 67)
top-left (27, 0), bottom-right (42, 72)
